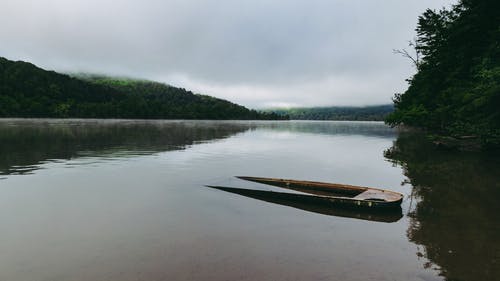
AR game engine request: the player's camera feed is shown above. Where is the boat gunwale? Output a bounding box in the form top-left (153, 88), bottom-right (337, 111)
top-left (236, 176), bottom-right (403, 203)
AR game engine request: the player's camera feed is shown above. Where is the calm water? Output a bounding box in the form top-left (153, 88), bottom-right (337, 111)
top-left (0, 119), bottom-right (498, 281)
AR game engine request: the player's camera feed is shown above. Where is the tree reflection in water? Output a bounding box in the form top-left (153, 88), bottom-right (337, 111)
top-left (0, 119), bottom-right (251, 176)
top-left (385, 132), bottom-right (500, 281)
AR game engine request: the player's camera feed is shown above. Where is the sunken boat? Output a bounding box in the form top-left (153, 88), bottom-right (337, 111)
top-left (208, 176), bottom-right (403, 211)
top-left (206, 184), bottom-right (403, 222)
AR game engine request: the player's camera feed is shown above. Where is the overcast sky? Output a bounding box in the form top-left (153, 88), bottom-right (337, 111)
top-left (1, 0), bottom-right (455, 108)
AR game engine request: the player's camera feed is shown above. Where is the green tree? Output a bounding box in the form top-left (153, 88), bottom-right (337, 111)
top-left (386, 0), bottom-right (500, 146)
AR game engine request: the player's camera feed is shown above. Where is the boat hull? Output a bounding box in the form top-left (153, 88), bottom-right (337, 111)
top-left (236, 176), bottom-right (404, 207)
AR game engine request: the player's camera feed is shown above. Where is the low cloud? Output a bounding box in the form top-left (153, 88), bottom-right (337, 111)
top-left (160, 72), bottom-right (406, 108)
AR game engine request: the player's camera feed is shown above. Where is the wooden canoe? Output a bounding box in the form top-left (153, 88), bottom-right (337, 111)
top-left (235, 176), bottom-right (404, 209)
top-left (206, 185), bottom-right (403, 222)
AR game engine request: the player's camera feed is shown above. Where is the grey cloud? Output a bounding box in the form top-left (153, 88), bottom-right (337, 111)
top-left (0, 0), bottom-right (455, 107)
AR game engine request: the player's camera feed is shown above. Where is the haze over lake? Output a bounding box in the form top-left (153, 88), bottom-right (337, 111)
top-left (0, 119), bottom-right (497, 281)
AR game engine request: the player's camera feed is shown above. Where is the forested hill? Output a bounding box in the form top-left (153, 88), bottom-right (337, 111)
top-left (268, 105), bottom-right (393, 121)
top-left (0, 57), bottom-right (286, 120)
top-left (386, 0), bottom-right (500, 146)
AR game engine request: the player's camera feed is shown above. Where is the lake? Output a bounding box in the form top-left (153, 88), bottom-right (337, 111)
top-left (0, 119), bottom-right (498, 281)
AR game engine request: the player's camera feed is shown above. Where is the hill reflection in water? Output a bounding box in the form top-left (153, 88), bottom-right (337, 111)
top-left (0, 119), bottom-right (252, 175)
top-left (0, 120), bottom-right (395, 176)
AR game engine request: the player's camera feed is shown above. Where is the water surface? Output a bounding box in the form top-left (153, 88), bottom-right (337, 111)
top-left (0, 119), bottom-right (498, 281)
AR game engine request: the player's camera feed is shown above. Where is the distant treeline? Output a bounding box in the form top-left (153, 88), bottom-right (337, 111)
top-left (268, 105), bottom-right (393, 121)
top-left (386, 0), bottom-right (500, 146)
top-left (0, 57), bottom-right (287, 120)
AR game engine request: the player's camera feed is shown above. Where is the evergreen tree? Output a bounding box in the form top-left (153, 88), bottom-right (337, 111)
top-left (386, 0), bottom-right (500, 145)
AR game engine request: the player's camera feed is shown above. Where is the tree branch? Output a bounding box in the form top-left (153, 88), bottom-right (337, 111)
top-left (393, 38), bottom-right (421, 69)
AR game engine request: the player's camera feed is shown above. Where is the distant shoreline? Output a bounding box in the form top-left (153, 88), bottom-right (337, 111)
top-left (0, 118), bottom-right (389, 122)
top-left (265, 104), bottom-right (393, 121)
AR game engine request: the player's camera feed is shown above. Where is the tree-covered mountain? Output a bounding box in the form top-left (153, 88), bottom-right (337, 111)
top-left (386, 0), bottom-right (500, 146)
top-left (268, 105), bottom-right (393, 121)
top-left (0, 57), bottom-right (287, 120)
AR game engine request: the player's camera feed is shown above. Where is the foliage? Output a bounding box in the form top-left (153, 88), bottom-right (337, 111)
top-left (268, 105), bottom-right (393, 121)
top-left (386, 0), bottom-right (500, 145)
top-left (0, 58), bottom-right (287, 120)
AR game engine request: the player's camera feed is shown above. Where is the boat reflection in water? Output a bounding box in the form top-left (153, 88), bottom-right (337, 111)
top-left (206, 185), bottom-right (403, 223)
